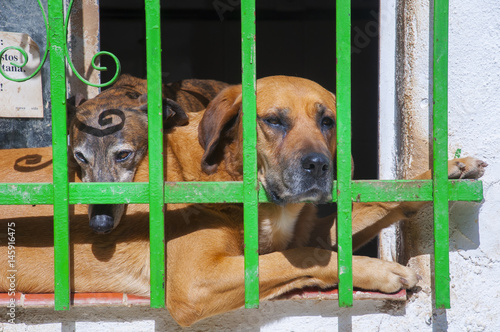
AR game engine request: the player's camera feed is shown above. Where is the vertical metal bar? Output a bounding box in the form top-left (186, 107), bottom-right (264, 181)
top-left (432, 0), bottom-right (451, 309)
top-left (336, 0), bottom-right (353, 307)
top-left (241, 0), bottom-right (259, 308)
top-left (145, 0), bottom-right (165, 308)
top-left (48, 0), bottom-right (70, 310)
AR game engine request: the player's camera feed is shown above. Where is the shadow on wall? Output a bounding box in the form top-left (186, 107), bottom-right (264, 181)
top-left (403, 201), bottom-right (482, 261)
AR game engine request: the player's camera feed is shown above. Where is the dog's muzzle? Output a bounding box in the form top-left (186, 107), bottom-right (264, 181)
top-left (301, 152), bottom-right (330, 179)
top-left (264, 152), bottom-right (333, 205)
top-left (89, 204), bottom-right (116, 234)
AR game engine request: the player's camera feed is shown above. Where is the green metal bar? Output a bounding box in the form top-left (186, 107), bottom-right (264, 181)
top-left (0, 0), bottom-right (478, 311)
top-left (352, 180), bottom-right (483, 203)
top-left (48, 0), bottom-right (70, 311)
top-left (241, 0), bottom-right (259, 309)
top-left (0, 180), bottom-right (482, 205)
top-left (0, 184), bottom-right (54, 205)
top-left (165, 182), bottom-right (244, 203)
top-left (69, 183), bottom-right (150, 204)
top-left (64, 0), bottom-right (120, 88)
top-left (447, 180), bottom-right (482, 202)
top-left (432, 0), bottom-right (451, 309)
top-left (336, 0), bottom-right (353, 307)
top-left (74, 180), bottom-right (483, 204)
top-left (144, 0), bottom-right (165, 308)
top-left (0, 0), bottom-right (49, 82)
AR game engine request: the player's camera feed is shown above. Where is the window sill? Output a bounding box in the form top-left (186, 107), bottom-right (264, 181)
top-left (0, 289), bottom-right (406, 308)
top-left (276, 287), bottom-right (407, 301)
top-left (0, 293), bottom-right (149, 307)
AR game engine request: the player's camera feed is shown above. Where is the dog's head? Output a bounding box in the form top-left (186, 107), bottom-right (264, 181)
top-left (199, 75), bottom-right (338, 205)
top-left (68, 74), bottom-right (188, 234)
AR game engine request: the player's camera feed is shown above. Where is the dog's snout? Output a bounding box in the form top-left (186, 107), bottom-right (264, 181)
top-left (89, 214), bottom-right (115, 234)
top-left (89, 204), bottom-right (116, 234)
top-left (301, 153), bottom-right (330, 178)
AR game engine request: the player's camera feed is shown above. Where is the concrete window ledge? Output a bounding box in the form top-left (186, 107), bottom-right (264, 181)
top-left (0, 293), bottom-right (149, 307)
top-left (0, 289), bottom-right (406, 308)
top-left (275, 288), bottom-right (407, 301)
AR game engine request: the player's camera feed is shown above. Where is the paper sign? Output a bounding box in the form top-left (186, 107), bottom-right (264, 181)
top-left (0, 31), bottom-right (44, 118)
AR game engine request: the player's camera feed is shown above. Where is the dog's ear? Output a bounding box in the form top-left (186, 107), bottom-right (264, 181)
top-left (138, 94), bottom-right (189, 130)
top-left (67, 94), bottom-right (87, 126)
top-left (198, 84), bottom-right (242, 175)
top-left (163, 98), bottom-right (189, 130)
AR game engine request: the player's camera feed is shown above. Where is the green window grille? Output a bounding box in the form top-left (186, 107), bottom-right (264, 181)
top-left (0, 0), bottom-right (484, 311)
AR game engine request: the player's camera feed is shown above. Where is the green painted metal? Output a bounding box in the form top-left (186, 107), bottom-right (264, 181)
top-left (0, 0), bottom-right (484, 313)
top-left (47, 0), bottom-right (70, 311)
top-left (241, 0), bottom-right (260, 309)
top-left (0, 0), bottom-right (49, 82)
top-left (0, 184), bottom-right (54, 205)
top-left (433, 0), bottom-right (451, 309)
top-left (64, 0), bottom-right (121, 88)
top-left (351, 180), bottom-right (483, 203)
top-left (336, 0), bottom-right (354, 307)
top-left (165, 182), bottom-right (245, 203)
top-left (144, 0), bottom-right (166, 308)
top-left (0, 179), bottom-right (482, 206)
top-left (69, 183), bottom-right (150, 204)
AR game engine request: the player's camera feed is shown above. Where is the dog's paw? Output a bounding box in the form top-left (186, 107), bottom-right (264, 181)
top-left (448, 157), bottom-right (487, 180)
top-left (353, 257), bottom-right (419, 293)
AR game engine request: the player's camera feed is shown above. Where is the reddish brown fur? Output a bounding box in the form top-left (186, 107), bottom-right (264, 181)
top-left (0, 76), bottom-right (487, 327)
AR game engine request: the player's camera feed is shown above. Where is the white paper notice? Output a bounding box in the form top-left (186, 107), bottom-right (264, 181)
top-left (0, 31), bottom-right (44, 118)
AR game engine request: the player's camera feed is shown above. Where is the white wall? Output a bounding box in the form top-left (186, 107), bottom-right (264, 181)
top-left (2, 0), bottom-right (499, 330)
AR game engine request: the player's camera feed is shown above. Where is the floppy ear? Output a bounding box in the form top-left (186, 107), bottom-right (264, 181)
top-left (163, 98), bottom-right (189, 129)
top-left (138, 94), bottom-right (189, 130)
top-left (198, 84), bottom-right (242, 175)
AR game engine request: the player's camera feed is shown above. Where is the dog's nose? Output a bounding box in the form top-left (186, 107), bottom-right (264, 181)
top-left (301, 153), bottom-right (330, 178)
top-left (89, 215), bottom-right (115, 234)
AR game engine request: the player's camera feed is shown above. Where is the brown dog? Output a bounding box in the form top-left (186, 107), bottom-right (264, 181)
top-left (0, 76), bottom-right (486, 327)
top-left (0, 74), bottom-right (228, 233)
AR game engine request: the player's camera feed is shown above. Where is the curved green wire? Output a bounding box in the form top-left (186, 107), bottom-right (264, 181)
top-left (0, 0), bottom-right (49, 82)
top-left (64, 0), bottom-right (121, 87)
top-left (0, 0), bottom-right (121, 87)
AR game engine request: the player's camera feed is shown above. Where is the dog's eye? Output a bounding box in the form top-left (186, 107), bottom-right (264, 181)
top-left (116, 150), bottom-right (133, 162)
top-left (74, 152), bottom-right (88, 164)
top-left (321, 117), bottom-right (335, 129)
top-left (264, 116), bottom-right (284, 128)
top-left (126, 91), bottom-right (141, 99)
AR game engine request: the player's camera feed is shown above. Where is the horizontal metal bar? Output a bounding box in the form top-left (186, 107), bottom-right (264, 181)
top-left (0, 183), bottom-right (54, 205)
top-left (165, 181), bottom-right (244, 203)
top-left (69, 183), bottom-right (150, 204)
top-left (352, 180), bottom-right (483, 202)
top-left (0, 179), bottom-right (482, 205)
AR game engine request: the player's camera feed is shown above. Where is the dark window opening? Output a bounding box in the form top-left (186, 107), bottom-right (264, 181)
top-left (100, 0), bottom-right (380, 257)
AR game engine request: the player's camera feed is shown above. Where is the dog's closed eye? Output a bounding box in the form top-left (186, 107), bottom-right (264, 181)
top-left (262, 115), bottom-right (289, 131)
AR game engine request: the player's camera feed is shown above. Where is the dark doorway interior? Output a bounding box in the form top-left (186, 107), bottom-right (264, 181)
top-left (100, 0), bottom-right (380, 255)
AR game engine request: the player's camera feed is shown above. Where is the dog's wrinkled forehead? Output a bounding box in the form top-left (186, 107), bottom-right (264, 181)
top-left (71, 79), bottom-right (148, 135)
top-left (255, 76), bottom-right (336, 117)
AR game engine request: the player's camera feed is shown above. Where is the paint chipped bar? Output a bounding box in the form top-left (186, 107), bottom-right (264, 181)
top-left (0, 0), bottom-right (484, 311)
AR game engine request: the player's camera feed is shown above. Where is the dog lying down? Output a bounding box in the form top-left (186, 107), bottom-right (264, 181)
top-left (0, 74), bottom-right (228, 233)
top-left (0, 76), bottom-right (487, 326)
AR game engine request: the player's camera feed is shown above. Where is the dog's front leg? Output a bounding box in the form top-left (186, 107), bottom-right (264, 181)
top-left (167, 247), bottom-right (417, 326)
top-left (347, 157), bottom-right (487, 250)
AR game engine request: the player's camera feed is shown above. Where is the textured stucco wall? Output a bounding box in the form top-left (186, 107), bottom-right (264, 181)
top-left (1, 0), bottom-right (500, 330)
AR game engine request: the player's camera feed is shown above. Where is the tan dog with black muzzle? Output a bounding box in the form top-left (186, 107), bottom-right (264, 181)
top-left (0, 76), bottom-right (487, 326)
